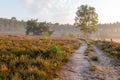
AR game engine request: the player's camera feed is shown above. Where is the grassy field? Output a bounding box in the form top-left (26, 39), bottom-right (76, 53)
top-left (0, 36), bottom-right (80, 80)
top-left (94, 40), bottom-right (120, 60)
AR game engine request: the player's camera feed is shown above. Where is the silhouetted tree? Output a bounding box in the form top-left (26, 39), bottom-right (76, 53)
top-left (26, 19), bottom-right (37, 35)
top-left (26, 19), bottom-right (53, 35)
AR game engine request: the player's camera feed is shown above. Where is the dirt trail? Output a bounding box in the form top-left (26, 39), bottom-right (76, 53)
top-left (92, 45), bottom-right (112, 66)
top-left (90, 45), bottom-right (120, 80)
top-left (60, 43), bottom-right (89, 80)
top-left (60, 43), bottom-right (120, 80)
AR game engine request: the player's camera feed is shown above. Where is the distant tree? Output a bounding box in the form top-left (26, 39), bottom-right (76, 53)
top-left (98, 30), bottom-right (109, 40)
top-left (26, 19), bottom-right (38, 35)
top-left (0, 17), bottom-right (26, 32)
top-left (11, 17), bottom-right (17, 21)
top-left (33, 22), bottom-right (52, 35)
top-left (26, 19), bottom-right (53, 35)
top-left (54, 23), bottom-right (59, 26)
top-left (74, 5), bottom-right (98, 39)
top-left (10, 17), bottom-right (18, 30)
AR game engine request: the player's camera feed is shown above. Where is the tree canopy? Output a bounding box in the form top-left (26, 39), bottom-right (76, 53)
top-left (26, 19), bottom-right (53, 35)
top-left (74, 5), bottom-right (98, 38)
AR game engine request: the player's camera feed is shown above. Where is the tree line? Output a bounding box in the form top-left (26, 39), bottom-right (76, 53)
top-left (0, 17), bottom-right (26, 31)
top-left (0, 17), bottom-right (120, 36)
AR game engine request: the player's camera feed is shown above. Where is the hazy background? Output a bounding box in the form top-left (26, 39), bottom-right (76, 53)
top-left (0, 0), bottom-right (120, 42)
top-left (0, 0), bottom-right (120, 24)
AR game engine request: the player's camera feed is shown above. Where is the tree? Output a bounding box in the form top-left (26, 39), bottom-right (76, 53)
top-left (26, 19), bottom-right (53, 35)
top-left (10, 17), bottom-right (18, 31)
top-left (74, 5), bottom-right (98, 39)
top-left (26, 19), bottom-right (38, 35)
top-left (10, 17), bottom-right (17, 26)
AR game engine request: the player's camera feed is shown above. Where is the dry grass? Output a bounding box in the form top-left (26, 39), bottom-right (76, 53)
top-left (90, 65), bottom-right (98, 71)
top-left (0, 36), bottom-right (80, 80)
top-left (94, 40), bottom-right (120, 60)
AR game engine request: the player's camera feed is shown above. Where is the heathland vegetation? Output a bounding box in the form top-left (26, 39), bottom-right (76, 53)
top-left (94, 40), bottom-right (120, 60)
top-left (0, 3), bottom-right (120, 80)
top-left (0, 36), bottom-right (80, 80)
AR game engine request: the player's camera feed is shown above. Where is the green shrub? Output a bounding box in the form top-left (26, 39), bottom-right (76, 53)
top-left (43, 35), bottom-right (49, 40)
top-left (90, 65), bottom-right (98, 71)
top-left (43, 43), bottom-right (63, 61)
top-left (84, 51), bottom-right (89, 56)
top-left (87, 45), bottom-right (94, 51)
top-left (91, 56), bottom-right (99, 61)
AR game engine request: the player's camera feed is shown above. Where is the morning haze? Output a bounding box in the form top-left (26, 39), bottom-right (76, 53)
top-left (0, 0), bottom-right (120, 41)
top-left (0, 0), bottom-right (120, 80)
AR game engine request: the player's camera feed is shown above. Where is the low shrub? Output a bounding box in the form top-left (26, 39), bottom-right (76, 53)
top-left (0, 36), bottom-right (80, 80)
top-left (94, 40), bottom-right (120, 60)
top-left (84, 51), bottom-right (89, 56)
top-left (87, 45), bottom-right (94, 51)
top-left (91, 56), bottom-right (99, 61)
top-left (90, 65), bottom-right (98, 71)
top-left (84, 45), bottom-right (93, 56)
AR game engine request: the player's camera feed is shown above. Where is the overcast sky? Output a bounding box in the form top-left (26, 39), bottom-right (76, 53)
top-left (0, 0), bottom-right (120, 24)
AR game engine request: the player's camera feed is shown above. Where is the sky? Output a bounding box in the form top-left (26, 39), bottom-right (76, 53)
top-left (0, 0), bottom-right (120, 24)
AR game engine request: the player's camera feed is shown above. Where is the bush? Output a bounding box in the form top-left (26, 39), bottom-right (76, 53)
top-left (91, 56), bottom-right (99, 61)
top-left (84, 51), bottom-right (89, 56)
top-left (90, 65), bottom-right (98, 71)
top-left (87, 45), bottom-right (94, 51)
top-left (43, 43), bottom-right (62, 60)
top-left (84, 45), bottom-right (93, 56)
top-left (94, 40), bottom-right (120, 60)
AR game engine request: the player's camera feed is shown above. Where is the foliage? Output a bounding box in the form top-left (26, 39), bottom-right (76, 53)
top-left (1, 17), bottom-right (120, 39)
top-left (26, 19), bottom-right (53, 35)
top-left (69, 33), bottom-right (76, 38)
top-left (43, 35), bottom-right (49, 40)
top-left (96, 23), bottom-right (120, 39)
top-left (84, 45), bottom-right (93, 56)
top-left (0, 36), bottom-right (80, 80)
top-left (74, 5), bottom-right (98, 38)
top-left (85, 45), bottom-right (99, 61)
top-left (84, 51), bottom-right (89, 56)
top-left (90, 65), bottom-right (98, 71)
top-left (91, 56), bottom-right (99, 61)
top-left (87, 45), bottom-right (94, 51)
top-left (0, 17), bottom-right (26, 31)
top-left (94, 40), bottom-right (120, 60)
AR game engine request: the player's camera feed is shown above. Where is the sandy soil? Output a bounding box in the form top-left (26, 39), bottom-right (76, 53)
top-left (60, 43), bottom-right (120, 80)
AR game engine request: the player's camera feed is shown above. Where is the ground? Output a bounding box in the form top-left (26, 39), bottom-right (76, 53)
top-left (60, 42), bottom-right (120, 80)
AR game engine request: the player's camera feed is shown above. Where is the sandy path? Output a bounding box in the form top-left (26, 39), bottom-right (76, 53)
top-left (90, 45), bottom-right (120, 80)
top-left (60, 43), bottom-right (89, 80)
top-left (81, 45), bottom-right (120, 80)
